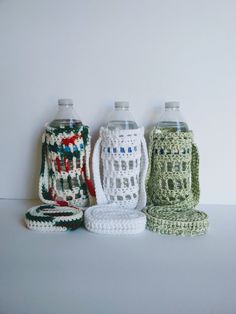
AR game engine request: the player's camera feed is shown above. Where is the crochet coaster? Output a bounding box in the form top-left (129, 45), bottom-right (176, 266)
top-left (144, 206), bottom-right (208, 236)
top-left (84, 205), bottom-right (146, 235)
top-left (25, 205), bottom-right (83, 232)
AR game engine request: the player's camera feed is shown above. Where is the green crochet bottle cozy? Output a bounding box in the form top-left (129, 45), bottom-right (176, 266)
top-left (144, 128), bottom-right (208, 236)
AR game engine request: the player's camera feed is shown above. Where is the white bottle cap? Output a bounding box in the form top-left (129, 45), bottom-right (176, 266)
top-left (165, 101), bottom-right (180, 109)
top-left (58, 98), bottom-right (73, 106)
top-left (114, 101), bottom-right (129, 109)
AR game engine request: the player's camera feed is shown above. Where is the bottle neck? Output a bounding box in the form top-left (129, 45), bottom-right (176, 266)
top-left (57, 104), bottom-right (75, 118)
top-left (107, 103), bottom-right (138, 130)
top-left (49, 104), bottom-right (82, 128)
top-left (157, 105), bottom-right (189, 132)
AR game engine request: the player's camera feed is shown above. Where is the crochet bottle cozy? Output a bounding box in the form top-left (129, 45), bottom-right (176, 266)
top-left (93, 127), bottom-right (148, 210)
top-left (85, 127), bottom-right (148, 235)
top-left (144, 128), bottom-right (209, 236)
top-left (39, 124), bottom-right (95, 208)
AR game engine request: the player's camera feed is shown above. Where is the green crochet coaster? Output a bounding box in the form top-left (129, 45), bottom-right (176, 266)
top-left (144, 206), bottom-right (208, 236)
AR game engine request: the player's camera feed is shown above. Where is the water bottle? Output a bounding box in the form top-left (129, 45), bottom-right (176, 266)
top-left (156, 101), bottom-right (189, 190)
top-left (107, 101), bottom-right (138, 130)
top-left (107, 101), bottom-right (138, 187)
top-left (49, 98), bottom-right (82, 128)
top-left (93, 101), bottom-right (148, 210)
top-left (145, 101), bottom-right (208, 235)
top-left (157, 101), bottom-right (189, 132)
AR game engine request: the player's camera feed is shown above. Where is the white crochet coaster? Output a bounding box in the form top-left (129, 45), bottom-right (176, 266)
top-left (84, 205), bottom-right (146, 235)
top-left (25, 205), bottom-right (83, 232)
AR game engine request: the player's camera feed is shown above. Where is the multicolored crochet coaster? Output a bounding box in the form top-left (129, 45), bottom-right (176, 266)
top-left (144, 206), bottom-right (208, 236)
top-left (84, 205), bottom-right (146, 235)
top-left (25, 205), bottom-right (83, 232)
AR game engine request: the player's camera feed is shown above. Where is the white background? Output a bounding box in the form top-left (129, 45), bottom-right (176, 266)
top-left (0, 0), bottom-right (235, 204)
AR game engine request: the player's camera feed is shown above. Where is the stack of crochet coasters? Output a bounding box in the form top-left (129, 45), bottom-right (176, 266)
top-left (144, 207), bottom-right (208, 236)
top-left (25, 205), bottom-right (83, 232)
top-left (84, 205), bottom-right (146, 235)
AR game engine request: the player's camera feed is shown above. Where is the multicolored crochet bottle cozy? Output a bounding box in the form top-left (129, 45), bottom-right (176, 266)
top-left (25, 99), bottom-right (92, 232)
top-left (93, 127), bottom-right (148, 210)
top-left (144, 128), bottom-right (209, 235)
top-left (39, 124), bottom-right (95, 208)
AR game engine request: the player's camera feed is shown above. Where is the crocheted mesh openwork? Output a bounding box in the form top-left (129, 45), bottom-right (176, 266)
top-left (39, 125), bottom-right (95, 209)
top-left (93, 127), bottom-right (148, 210)
top-left (144, 128), bottom-right (208, 236)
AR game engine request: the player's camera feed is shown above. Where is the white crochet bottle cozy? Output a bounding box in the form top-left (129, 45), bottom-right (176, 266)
top-left (93, 127), bottom-right (148, 210)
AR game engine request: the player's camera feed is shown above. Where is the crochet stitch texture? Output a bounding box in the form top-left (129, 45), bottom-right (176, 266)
top-left (39, 125), bottom-right (95, 209)
top-left (144, 128), bottom-right (208, 236)
top-left (85, 205), bottom-right (146, 235)
top-left (85, 127), bottom-right (148, 235)
top-left (25, 205), bottom-right (83, 232)
top-left (93, 127), bottom-right (148, 210)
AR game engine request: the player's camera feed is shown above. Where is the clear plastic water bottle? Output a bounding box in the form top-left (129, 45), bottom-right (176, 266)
top-left (107, 101), bottom-right (138, 186)
top-left (49, 98), bottom-right (82, 128)
top-left (157, 101), bottom-right (189, 132)
top-left (157, 101), bottom-right (189, 189)
top-left (107, 101), bottom-right (138, 130)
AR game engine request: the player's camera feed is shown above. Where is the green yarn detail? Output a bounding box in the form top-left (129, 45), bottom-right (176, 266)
top-left (40, 141), bottom-right (47, 176)
top-left (41, 184), bottom-right (52, 201)
top-left (68, 175), bottom-right (73, 190)
top-left (25, 211), bottom-right (53, 222)
top-left (25, 205), bottom-right (55, 222)
top-left (81, 126), bottom-right (88, 148)
top-left (25, 205), bottom-right (83, 231)
top-left (54, 218), bottom-right (83, 231)
top-left (144, 128), bottom-right (208, 236)
top-left (47, 125), bottom-right (85, 137)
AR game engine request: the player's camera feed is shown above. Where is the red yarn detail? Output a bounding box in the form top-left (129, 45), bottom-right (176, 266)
top-left (56, 157), bottom-right (61, 173)
top-left (81, 165), bottom-right (95, 197)
top-left (64, 158), bottom-right (69, 172)
top-left (56, 200), bottom-right (69, 206)
top-left (49, 187), bottom-right (56, 200)
top-left (62, 134), bottom-right (81, 146)
top-left (86, 178), bottom-right (96, 197)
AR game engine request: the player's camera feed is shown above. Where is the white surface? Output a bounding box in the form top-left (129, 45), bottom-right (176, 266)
top-left (0, 200), bottom-right (236, 314)
top-left (0, 0), bottom-right (236, 203)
